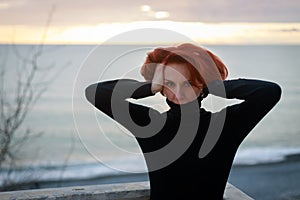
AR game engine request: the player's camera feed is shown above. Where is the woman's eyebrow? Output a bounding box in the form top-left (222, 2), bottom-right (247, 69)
top-left (164, 79), bottom-right (192, 82)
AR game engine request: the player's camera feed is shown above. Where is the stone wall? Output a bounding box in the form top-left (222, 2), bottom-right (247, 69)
top-left (0, 181), bottom-right (254, 200)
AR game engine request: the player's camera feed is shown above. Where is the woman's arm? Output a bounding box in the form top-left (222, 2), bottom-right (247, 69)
top-left (151, 64), bottom-right (164, 94)
top-left (85, 79), bottom-right (161, 130)
top-left (206, 78), bottom-right (282, 142)
top-left (85, 79), bottom-right (154, 116)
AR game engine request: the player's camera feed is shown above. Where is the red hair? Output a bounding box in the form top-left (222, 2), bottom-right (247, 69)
top-left (140, 43), bottom-right (228, 87)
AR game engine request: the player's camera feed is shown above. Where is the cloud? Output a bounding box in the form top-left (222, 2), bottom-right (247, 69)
top-left (2, 21), bottom-right (299, 44)
top-left (0, 0), bottom-right (299, 26)
top-left (280, 28), bottom-right (300, 32)
top-left (0, 2), bottom-right (10, 10)
top-left (0, 0), bottom-right (27, 9)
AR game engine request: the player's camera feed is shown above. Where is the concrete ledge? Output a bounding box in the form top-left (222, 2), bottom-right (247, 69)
top-left (224, 183), bottom-right (254, 200)
top-left (0, 181), bottom-right (253, 200)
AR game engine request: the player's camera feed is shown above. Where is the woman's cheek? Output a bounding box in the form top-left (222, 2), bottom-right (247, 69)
top-left (163, 88), bottom-right (173, 98)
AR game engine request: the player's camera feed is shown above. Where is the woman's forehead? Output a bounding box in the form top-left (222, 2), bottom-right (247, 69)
top-left (164, 63), bottom-right (191, 80)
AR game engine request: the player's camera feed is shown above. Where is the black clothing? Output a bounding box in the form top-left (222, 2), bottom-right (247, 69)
top-left (85, 78), bottom-right (281, 200)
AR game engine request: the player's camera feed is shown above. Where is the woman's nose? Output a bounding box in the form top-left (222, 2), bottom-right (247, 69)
top-left (174, 87), bottom-right (184, 99)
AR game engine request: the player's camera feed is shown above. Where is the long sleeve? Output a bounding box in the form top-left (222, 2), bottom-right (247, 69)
top-left (207, 78), bottom-right (282, 143)
top-left (85, 79), bottom-right (152, 115)
top-left (85, 79), bottom-right (164, 136)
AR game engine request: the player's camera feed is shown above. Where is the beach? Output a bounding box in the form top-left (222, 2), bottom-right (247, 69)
top-left (8, 153), bottom-right (300, 200)
top-left (229, 153), bottom-right (300, 200)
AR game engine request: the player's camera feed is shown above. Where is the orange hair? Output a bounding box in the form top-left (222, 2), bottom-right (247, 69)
top-left (140, 43), bottom-right (228, 87)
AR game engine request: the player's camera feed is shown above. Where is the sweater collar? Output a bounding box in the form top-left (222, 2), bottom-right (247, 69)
top-left (166, 96), bottom-right (203, 114)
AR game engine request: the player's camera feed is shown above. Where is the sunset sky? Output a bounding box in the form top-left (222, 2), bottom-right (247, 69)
top-left (0, 0), bottom-right (300, 44)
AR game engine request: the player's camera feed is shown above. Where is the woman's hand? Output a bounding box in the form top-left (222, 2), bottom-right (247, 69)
top-left (151, 64), bottom-right (164, 94)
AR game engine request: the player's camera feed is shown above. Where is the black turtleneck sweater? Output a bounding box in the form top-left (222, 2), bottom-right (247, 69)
top-left (85, 78), bottom-right (281, 200)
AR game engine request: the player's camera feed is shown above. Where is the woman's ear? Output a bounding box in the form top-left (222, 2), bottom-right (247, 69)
top-left (201, 86), bottom-right (209, 99)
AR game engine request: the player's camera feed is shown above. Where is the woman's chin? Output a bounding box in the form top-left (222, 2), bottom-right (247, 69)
top-left (169, 98), bottom-right (180, 104)
top-left (170, 99), bottom-right (187, 105)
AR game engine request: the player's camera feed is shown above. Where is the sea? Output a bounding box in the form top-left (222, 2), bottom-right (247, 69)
top-left (0, 44), bottom-right (299, 186)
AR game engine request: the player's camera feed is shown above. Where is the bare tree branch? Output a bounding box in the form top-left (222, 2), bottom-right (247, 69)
top-left (0, 4), bottom-right (71, 191)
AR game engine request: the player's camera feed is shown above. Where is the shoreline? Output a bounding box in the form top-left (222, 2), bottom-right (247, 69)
top-left (233, 152), bottom-right (300, 168)
top-left (2, 153), bottom-right (300, 200)
top-left (0, 172), bottom-right (149, 192)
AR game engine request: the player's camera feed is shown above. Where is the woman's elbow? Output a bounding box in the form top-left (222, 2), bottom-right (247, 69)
top-left (268, 82), bottom-right (282, 104)
top-left (85, 84), bottom-right (97, 105)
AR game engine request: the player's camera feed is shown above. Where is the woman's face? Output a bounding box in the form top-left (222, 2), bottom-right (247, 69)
top-left (163, 63), bottom-right (202, 105)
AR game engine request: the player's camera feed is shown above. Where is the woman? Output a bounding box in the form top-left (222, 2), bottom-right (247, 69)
top-left (85, 43), bottom-right (281, 199)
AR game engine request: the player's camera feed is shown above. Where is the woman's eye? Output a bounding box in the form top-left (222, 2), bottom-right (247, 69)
top-left (165, 81), bottom-right (174, 87)
top-left (184, 81), bottom-right (192, 87)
